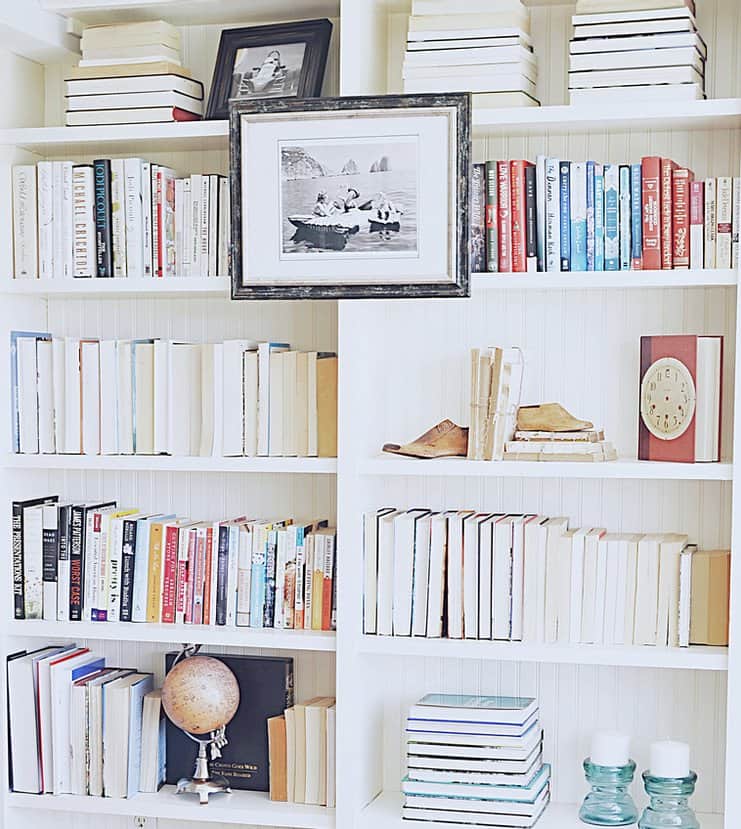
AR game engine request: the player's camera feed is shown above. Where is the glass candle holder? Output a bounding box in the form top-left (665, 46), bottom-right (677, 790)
top-left (638, 771), bottom-right (700, 829)
top-left (579, 759), bottom-right (639, 826)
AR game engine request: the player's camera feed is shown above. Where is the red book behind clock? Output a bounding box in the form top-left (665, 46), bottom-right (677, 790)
top-left (639, 334), bottom-right (723, 463)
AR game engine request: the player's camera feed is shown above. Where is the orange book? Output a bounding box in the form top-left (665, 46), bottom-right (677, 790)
top-left (146, 522), bottom-right (165, 622)
top-left (690, 550), bottom-right (730, 646)
top-left (267, 715), bottom-right (288, 802)
top-left (316, 355), bottom-right (337, 458)
top-left (321, 531), bottom-right (335, 631)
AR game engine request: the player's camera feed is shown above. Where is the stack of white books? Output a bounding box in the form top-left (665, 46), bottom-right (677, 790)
top-left (402, 0), bottom-right (539, 108)
top-left (66, 21), bottom-right (204, 126)
top-left (403, 694), bottom-right (550, 828)
top-left (569, 0), bottom-right (706, 105)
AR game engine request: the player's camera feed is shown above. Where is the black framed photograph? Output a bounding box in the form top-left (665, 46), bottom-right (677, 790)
top-left (205, 19), bottom-right (333, 120)
top-left (229, 94), bottom-right (471, 300)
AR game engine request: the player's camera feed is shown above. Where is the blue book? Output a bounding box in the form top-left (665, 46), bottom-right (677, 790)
top-left (10, 330), bottom-right (51, 453)
top-left (604, 164), bottom-right (619, 271)
top-left (402, 764), bottom-right (552, 802)
top-left (619, 165), bottom-right (632, 270)
top-left (630, 163), bottom-right (643, 268)
top-left (126, 673), bottom-right (155, 798)
top-left (409, 694), bottom-right (538, 725)
top-left (586, 161), bottom-right (596, 271)
top-left (594, 164), bottom-right (605, 271)
top-left (249, 523), bottom-right (269, 628)
top-left (559, 162), bottom-right (571, 271)
top-left (570, 162), bottom-right (588, 271)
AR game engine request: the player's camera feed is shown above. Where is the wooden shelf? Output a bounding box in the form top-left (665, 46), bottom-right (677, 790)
top-left (361, 457), bottom-right (734, 481)
top-left (358, 636), bottom-right (728, 671)
top-left (472, 269), bottom-right (738, 290)
top-left (7, 620), bottom-right (336, 651)
top-left (4, 454), bottom-right (337, 474)
top-left (1, 276), bottom-right (230, 298)
top-left (7, 788), bottom-right (333, 828)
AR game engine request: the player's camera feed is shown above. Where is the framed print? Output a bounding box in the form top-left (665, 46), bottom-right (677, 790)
top-left (229, 94), bottom-right (471, 300)
top-left (205, 19), bottom-right (332, 120)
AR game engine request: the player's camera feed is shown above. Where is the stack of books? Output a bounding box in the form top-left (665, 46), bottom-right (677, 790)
top-left (503, 428), bottom-right (617, 462)
top-left (569, 0), bottom-right (705, 105)
top-left (471, 158), bottom-right (740, 273)
top-left (468, 347), bottom-right (523, 461)
top-left (7, 645), bottom-right (163, 796)
top-left (402, 0), bottom-right (539, 108)
top-left (362, 507), bottom-right (730, 649)
top-left (402, 694), bottom-right (550, 828)
top-left (12, 160), bottom-right (229, 280)
top-left (10, 333), bottom-right (338, 458)
top-left (268, 697), bottom-right (336, 806)
top-left (66, 21), bottom-right (203, 126)
top-left (12, 494), bottom-right (337, 632)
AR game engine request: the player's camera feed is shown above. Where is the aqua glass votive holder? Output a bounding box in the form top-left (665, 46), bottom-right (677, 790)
top-left (579, 758), bottom-right (639, 826)
top-left (638, 771), bottom-right (700, 829)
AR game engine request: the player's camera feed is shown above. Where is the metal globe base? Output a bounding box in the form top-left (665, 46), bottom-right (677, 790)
top-left (175, 741), bottom-right (232, 804)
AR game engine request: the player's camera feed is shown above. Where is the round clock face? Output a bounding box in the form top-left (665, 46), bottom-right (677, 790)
top-left (640, 357), bottom-right (696, 441)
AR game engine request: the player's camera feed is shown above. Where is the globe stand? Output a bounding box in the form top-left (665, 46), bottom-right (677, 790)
top-left (176, 738), bottom-right (232, 805)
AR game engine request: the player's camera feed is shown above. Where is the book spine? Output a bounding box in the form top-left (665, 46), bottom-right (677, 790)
top-left (120, 517), bottom-right (137, 622)
top-left (37, 162), bottom-right (54, 280)
top-left (175, 177), bottom-right (184, 275)
top-left (156, 168), bottom-right (165, 277)
top-left (641, 156), bottom-right (662, 269)
top-left (661, 158), bottom-right (676, 269)
top-left (250, 528), bottom-right (266, 628)
top-left (734, 177), bottom-right (741, 270)
top-left (110, 159), bottom-right (127, 277)
top-left (52, 162), bottom-right (63, 279)
top-left (604, 164), bottom-right (619, 270)
top-left (218, 177), bottom-right (230, 277)
top-left (303, 536), bottom-right (314, 630)
top-left (215, 525), bottom-right (229, 626)
top-left (202, 526), bottom-right (214, 624)
top-left (509, 161), bottom-right (527, 273)
top-left (72, 165), bottom-right (96, 278)
top-left (496, 161), bottom-right (512, 272)
top-left (199, 174), bottom-right (210, 276)
top-left (619, 165), bottom-right (631, 271)
top-left (630, 163), bottom-right (643, 269)
top-left (107, 518), bottom-right (123, 623)
top-left (544, 158), bottom-right (560, 272)
top-left (56, 505), bottom-right (70, 621)
top-left (164, 169), bottom-right (176, 278)
top-left (594, 164), bottom-right (605, 272)
top-left (524, 164), bottom-right (537, 272)
top-left (672, 168), bottom-right (692, 269)
top-left (236, 528), bottom-right (252, 626)
top-left (705, 178), bottom-right (717, 268)
top-left (124, 158), bottom-right (144, 278)
top-left (690, 180), bottom-right (705, 269)
top-left (264, 529), bottom-right (278, 627)
top-left (184, 529), bottom-right (197, 624)
top-left (193, 528), bottom-right (206, 624)
top-left (717, 176), bottom-right (733, 269)
top-left (294, 528), bottom-right (305, 630)
top-left (161, 525), bottom-right (179, 623)
top-left (586, 160), bottom-right (596, 271)
top-left (151, 165), bottom-right (160, 277)
top-left (208, 175), bottom-right (219, 277)
top-left (322, 534), bottom-right (335, 631)
top-left (190, 174), bottom-right (201, 278)
top-left (12, 504), bottom-right (24, 619)
top-left (61, 162), bottom-right (74, 279)
top-left (484, 161), bottom-right (497, 272)
top-left (69, 505), bottom-right (84, 621)
top-left (12, 166), bottom-right (38, 279)
top-left (93, 159), bottom-right (113, 278)
top-left (535, 155), bottom-right (546, 272)
top-left (42, 511), bottom-right (59, 621)
top-left (142, 161), bottom-right (153, 277)
top-left (175, 526), bottom-right (189, 625)
top-left (571, 162), bottom-right (587, 271)
top-left (559, 161), bottom-right (571, 271)
top-left (182, 177), bottom-right (193, 277)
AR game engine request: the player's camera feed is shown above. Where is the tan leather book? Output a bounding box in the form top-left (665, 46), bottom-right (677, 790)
top-left (316, 355), bottom-right (337, 458)
top-left (690, 550), bottom-right (730, 646)
top-left (268, 715), bottom-right (287, 802)
top-left (66, 61), bottom-right (191, 80)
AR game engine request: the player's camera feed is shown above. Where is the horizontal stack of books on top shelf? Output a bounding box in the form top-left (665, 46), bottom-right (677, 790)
top-left (569, 0), bottom-right (705, 105)
top-left (268, 697), bottom-right (336, 806)
top-left (13, 494), bottom-right (337, 632)
top-left (504, 428), bottom-right (617, 463)
top-left (402, 694), bottom-right (550, 828)
top-left (66, 21), bottom-right (204, 126)
top-left (470, 158), bottom-right (740, 274)
top-left (10, 332), bottom-right (338, 458)
top-left (12, 161), bottom-right (228, 280)
top-left (403, 0), bottom-right (539, 108)
top-left (362, 507), bottom-right (730, 649)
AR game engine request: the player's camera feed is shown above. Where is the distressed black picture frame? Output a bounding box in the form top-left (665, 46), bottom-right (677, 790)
top-left (205, 18), bottom-right (333, 120)
top-left (229, 93), bottom-right (471, 300)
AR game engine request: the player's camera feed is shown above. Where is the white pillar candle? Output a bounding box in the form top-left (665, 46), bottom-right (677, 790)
top-left (650, 741), bottom-right (691, 778)
top-left (590, 732), bottom-right (631, 767)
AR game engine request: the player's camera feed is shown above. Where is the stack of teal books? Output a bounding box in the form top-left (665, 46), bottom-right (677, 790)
top-left (402, 694), bottom-right (550, 827)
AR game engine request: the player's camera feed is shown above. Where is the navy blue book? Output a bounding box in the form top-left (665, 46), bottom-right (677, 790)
top-left (559, 162), bottom-right (571, 271)
top-left (93, 159), bottom-right (113, 278)
top-left (164, 652), bottom-right (294, 791)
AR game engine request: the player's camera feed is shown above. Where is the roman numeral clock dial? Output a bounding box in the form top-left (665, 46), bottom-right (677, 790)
top-left (640, 357), bottom-right (696, 441)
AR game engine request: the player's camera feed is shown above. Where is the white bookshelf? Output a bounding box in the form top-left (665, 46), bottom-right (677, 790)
top-left (1, 0), bottom-right (740, 829)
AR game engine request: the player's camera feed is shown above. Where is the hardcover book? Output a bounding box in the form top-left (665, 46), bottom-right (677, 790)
top-left (641, 156), bottom-right (662, 269)
top-left (559, 161), bottom-right (571, 271)
top-left (604, 164), bottom-right (619, 270)
top-left (471, 163), bottom-right (486, 273)
top-left (485, 161), bottom-right (498, 272)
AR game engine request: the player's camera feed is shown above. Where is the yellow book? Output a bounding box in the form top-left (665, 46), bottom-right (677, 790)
top-left (316, 355), bottom-right (337, 458)
top-left (146, 521), bottom-right (166, 622)
top-left (690, 550), bottom-right (730, 646)
top-left (311, 532), bottom-right (325, 630)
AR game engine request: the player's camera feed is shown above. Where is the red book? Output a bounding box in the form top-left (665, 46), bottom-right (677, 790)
top-left (672, 168), bottom-right (693, 269)
top-left (642, 157), bottom-right (662, 269)
top-left (509, 160), bottom-right (529, 273)
top-left (661, 158), bottom-right (677, 269)
top-left (496, 160), bottom-right (512, 272)
top-left (172, 107), bottom-right (201, 122)
top-left (183, 527), bottom-right (197, 624)
top-left (161, 524), bottom-right (180, 624)
top-left (203, 526), bottom-right (214, 624)
top-left (321, 533), bottom-right (335, 631)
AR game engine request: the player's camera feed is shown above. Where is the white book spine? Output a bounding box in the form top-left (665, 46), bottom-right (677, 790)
top-left (226, 525), bottom-right (240, 626)
top-left (142, 161), bottom-right (153, 277)
top-left (110, 159), bottom-right (127, 276)
top-left (181, 178), bottom-right (192, 277)
top-left (13, 165), bottom-right (38, 279)
top-left (569, 530), bottom-right (586, 644)
top-left (153, 339), bottom-right (170, 454)
top-left (99, 340), bottom-right (118, 455)
top-left (117, 341), bottom-right (134, 454)
top-left (18, 338), bottom-right (39, 454)
top-left (236, 527), bottom-right (252, 626)
top-left (52, 338), bottom-right (66, 454)
top-left (594, 537), bottom-right (609, 644)
top-left (376, 516), bottom-right (395, 636)
top-left (150, 165), bottom-right (160, 278)
top-left (81, 341), bottom-right (100, 455)
top-left (72, 166), bottom-right (96, 278)
top-left (218, 177), bottom-right (230, 277)
top-left (124, 157), bottom-right (145, 278)
top-left (52, 162), bottom-right (64, 279)
top-left (704, 178), bottom-right (717, 268)
top-left (544, 158), bottom-right (560, 272)
top-left (717, 176), bottom-right (733, 270)
top-left (733, 177), bottom-right (741, 270)
top-left (107, 517), bottom-right (123, 622)
top-left (208, 175), bottom-right (219, 277)
top-left (37, 340), bottom-right (55, 454)
top-left (63, 338), bottom-right (81, 454)
top-left (678, 548), bottom-right (693, 648)
top-left (62, 162), bottom-right (74, 279)
top-left (190, 173), bottom-right (202, 278)
top-left (174, 177), bottom-right (184, 275)
top-left (199, 174), bottom-right (210, 277)
top-left (37, 162), bottom-right (54, 280)
top-left (412, 516), bottom-right (431, 637)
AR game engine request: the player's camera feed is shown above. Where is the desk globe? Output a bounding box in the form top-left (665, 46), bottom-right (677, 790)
top-left (162, 653), bottom-right (240, 804)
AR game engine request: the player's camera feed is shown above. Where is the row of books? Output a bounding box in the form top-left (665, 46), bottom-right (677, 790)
top-left (8, 645), bottom-right (163, 796)
top-left (403, 694), bottom-right (550, 828)
top-left (569, 3), bottom-right (705, 105)
top-left (268, 697), bottom-right (336, 807)
top-left (10, 333), bottom-right (338, 458)
top-left (13, 495), bottom-right (337, 632)
top-left (67, 21), bottom-right (203, 126)
top-left (470, 159), bottom-right (740, 274)
top-left (403, 1), bottom-right (540, 109)
top-left (12, 161), bottom-right (228, 280)
top-left (362, 508), bottom-right (730, 648)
